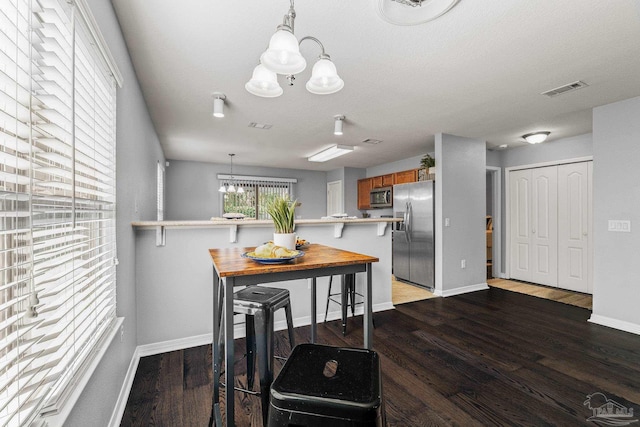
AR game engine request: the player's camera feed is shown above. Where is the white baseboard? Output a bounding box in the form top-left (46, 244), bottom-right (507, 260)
top-left (434, 283), bottom-right (489, 297)
top-left (108, 345), bottom-right (140, 427)
top-left (588, 314), bottom-right (640, 336)
top-left (109, 301), bottom-right (395, 426)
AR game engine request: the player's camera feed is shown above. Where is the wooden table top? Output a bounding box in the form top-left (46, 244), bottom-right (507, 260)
top-left (208, 243), bottom-right (379, 278)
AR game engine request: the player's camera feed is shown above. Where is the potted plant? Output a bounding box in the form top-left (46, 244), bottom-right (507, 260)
top-left (266, 195), bottom-right (297, 250)
top-left (420, 154), bottom-right (435, 180)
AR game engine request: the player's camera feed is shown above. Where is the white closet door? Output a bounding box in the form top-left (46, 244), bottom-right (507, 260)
top-left (510, 169), bottom-right (532, 282)
top-left (558, 162), bottom-right (591, 293)
top-left (531, 166), bottom-right (558, 286)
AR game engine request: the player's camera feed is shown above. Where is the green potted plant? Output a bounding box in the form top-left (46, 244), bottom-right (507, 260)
top-left (420, 153), bottom-right (435, 180)
top-left (266, 195), bottom-right (297, 249)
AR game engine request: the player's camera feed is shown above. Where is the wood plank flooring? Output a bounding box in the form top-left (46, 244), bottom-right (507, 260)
top-left (488, 278), bottom-right (593, 310)
top-left (121, 288), bottom-right (640, 426)
top-left (391, 276), bottom-right (436, 305)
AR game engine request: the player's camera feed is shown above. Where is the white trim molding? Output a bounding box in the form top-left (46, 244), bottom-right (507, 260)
top-left (108, 345), bottom-right (141, 427)
top-left (434, 283), bottom-right (489, 298)
top-left (588, 314), bottom-right (640, 336)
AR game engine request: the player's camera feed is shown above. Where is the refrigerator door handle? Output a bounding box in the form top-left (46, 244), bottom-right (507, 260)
top-left (404, 202), bottom-right (410, 243)
top-left (406, 202), bottom-right (412, 243)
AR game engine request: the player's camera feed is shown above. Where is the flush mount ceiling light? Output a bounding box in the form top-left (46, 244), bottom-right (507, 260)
top-left (334, 115), bottom-right (345, 136)
top-left (246, 0), bottom-right (344, 98)
top-left (522, 131), bottom-right (550, 144)
top-left (377, 0), bottom-right (460, 26)
top-left (212, 92), bottom-right (226, 118)
top-left (218, 154), bottom-right (244, 193)
top-left (308, 144), bottom-right (354, 162)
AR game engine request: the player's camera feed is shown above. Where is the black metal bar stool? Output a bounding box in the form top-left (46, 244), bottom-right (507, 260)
top-left (217, 285), bottom-right (296, 425)
top-left (268, 343), bottom-right (386, 426)
top-left (324, 273), bottom-right (364, 335)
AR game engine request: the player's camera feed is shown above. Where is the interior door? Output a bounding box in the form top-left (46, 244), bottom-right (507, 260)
top-left (558, 162), bottom-right (590, 293)
top-left (531, 166), bottom-right (558, 286)
top-left (327, 180), bottom-right (343, 216)
top-left (510, 169), bottom-right (532, 282)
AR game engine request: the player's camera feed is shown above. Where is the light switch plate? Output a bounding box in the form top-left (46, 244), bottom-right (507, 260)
top-left (608, 220), bottom-right (631, 232)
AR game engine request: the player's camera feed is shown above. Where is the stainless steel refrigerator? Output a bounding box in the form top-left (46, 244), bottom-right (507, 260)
top-left (392, 181), bottom-right (435, 290)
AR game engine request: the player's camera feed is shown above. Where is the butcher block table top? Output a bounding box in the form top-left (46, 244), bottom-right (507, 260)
top-left (208, 243), bottom-right (379, 278)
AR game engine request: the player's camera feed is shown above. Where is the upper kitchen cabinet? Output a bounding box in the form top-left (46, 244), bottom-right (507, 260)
top-left (394, 169), bottom-right (419, 184)
top-left (371, 174), bottom-right (394, 188)
top-left (357, 178), bottom-right (372, 210)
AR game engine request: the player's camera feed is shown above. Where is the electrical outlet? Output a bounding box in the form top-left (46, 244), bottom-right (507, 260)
top-left (120, 325), bottom-right (124, 342)
top-left (461, 259), bottom-right (466, 269)
top-left (445, 218), bottom-right (450, 227)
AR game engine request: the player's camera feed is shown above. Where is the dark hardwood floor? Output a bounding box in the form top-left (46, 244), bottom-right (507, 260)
top-left (121, 288), bottom-right (640, 426)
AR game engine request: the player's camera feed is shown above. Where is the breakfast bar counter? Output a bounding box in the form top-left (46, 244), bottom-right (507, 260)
top-left (209, 243), bottom-right (378, 426)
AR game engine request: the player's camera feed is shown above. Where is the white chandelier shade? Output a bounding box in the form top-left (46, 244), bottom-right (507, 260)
top-left (245, 64), bottom-right (283, 97)
top-left (306, 57), bottom-right (344, 95)
top-left (260, 29), bottom-right (307, 75)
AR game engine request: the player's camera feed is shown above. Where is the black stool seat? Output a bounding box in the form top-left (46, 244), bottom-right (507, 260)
top-left (269, 343), bottom-right (385, 426)
top-left (233, 286), bottom-right (292, 313)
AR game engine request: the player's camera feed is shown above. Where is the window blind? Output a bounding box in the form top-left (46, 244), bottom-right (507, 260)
top-left (0, 0), bottom-right (117, 425)
top-left (219, 175), bottom-right (296, 220)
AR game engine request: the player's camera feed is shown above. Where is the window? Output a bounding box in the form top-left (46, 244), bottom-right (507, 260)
top-left (219, 176), bottom-right (296, 219)
top-left (0, 0), bottom-right (120, 424)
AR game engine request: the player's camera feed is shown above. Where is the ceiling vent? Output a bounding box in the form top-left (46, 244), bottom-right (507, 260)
top-left (362, 138), bottom-right (382, 144)
top-left (541, 81), bottom-right (588, 97)
top-left (248, 122), bottom-right (272, 130)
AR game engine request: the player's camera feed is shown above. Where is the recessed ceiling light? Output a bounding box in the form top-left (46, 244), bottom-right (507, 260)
top-left (499, 144), bottom-right (508, 149)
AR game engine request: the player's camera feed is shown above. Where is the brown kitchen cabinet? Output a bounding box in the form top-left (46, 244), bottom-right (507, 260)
top-left (357, 178), bottom-right (372, 210)
top-left (371, 174), bottom-right (394, 189)
top-left (394, 169), bottom-right (418, 184)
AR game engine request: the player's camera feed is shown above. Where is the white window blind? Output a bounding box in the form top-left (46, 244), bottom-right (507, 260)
top-left (0, 0), bottom-right (117, 425)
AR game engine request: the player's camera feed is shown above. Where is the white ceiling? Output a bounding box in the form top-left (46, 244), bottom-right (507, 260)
top-left (110, 0), bottom-right (640, 171)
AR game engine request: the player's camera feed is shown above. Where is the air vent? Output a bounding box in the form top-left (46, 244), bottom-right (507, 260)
top-left (248, 122), bottom-right (272, 130)
top-left (541, 81), bottom-right (588, 97)
top-left (362, 138), bottom-right (382, 144)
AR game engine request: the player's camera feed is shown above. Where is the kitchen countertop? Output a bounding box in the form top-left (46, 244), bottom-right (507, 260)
top-left (131, 217), bottom-right (402, 228)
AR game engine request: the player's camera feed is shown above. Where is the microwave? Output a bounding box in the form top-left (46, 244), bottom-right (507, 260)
top-left (370, 186), bottom-right (392, 208)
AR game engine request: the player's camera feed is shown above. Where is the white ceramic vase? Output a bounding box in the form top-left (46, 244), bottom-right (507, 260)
top-left (273, 233), bottom-right (296, 250)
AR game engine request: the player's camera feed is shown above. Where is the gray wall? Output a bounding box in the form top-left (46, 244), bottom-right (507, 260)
top-left (592, 96), bottom-right (640, 329)
top-left (435, 134), bottom-right (487, 294)
top-left (166, 160), bottom-right (328, 220)
top-left (366, 153), bottom-right (424, 177)
top-left (65, 0), bottom-right (164, 425)
top-left (502, 133), bottom-right (592, 168)
top-left (344, 167), bottom-right (366, 216)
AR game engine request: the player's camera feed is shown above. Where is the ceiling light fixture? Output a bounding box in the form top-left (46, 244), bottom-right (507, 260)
top-left (218, 154), bottom-right (244, 193)
top-left (212, 92), bottom-right (226, 118)
top-left (308, 144), bottom-right (354, 162)
top-left (522, 131), bottom-right (550, 144)
top-left (246, 0), bottom-right (344, 98)
top-left (334, 115), bottom-right (345, 136)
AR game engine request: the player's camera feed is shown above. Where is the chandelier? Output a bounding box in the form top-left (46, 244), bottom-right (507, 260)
top-left (218, 154), bottom-right (244, 193)
top-left (245, 0), bottom-right (344, 97)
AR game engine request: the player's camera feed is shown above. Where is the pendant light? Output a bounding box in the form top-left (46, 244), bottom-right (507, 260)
top-left (219, 153), bottom-right (244, 193)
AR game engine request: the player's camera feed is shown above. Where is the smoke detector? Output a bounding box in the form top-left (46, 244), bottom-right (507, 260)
top-left (377, 0), bottom-right (460, 26)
